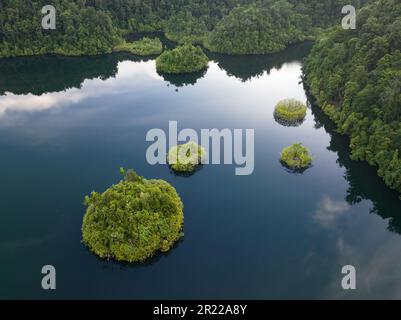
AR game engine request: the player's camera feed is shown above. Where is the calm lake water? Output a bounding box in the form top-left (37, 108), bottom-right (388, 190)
top-left (1, 43), bottom-right (401, 299)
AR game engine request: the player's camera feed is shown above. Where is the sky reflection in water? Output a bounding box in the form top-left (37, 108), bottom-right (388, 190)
top-left (1, 46), bottom-right (401, 299)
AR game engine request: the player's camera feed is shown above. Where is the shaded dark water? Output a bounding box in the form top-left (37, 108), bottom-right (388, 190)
top-left (1, 43), bottom-right (401, 299)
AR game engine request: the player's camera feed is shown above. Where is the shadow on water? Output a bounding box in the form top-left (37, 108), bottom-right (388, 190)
top-left (125, 31), bottom-right (176, 50)
top-left (279, 160), bottom-right (313, 175)
top-left (0, 40), bottom-right (313, 95)
top-left (207, 41), bottom-right (314, 82)
top-left (154, 40), bottom-right (313, 87)
top-left (158, 69), bottom-right (207, 88)
top-left (309, 97), bottom-right (401, 234)
top-left (0, 53), bottom-right (152, 96)
top-left (168, 164), bottom-right (205, 177)
top-left (273, 114), bottom-right (306, 127)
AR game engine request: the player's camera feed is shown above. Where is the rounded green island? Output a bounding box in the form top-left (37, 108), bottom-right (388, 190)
top-left (274, 99), bottom-right (307, 126)
top-left (113, 37), bottom-right (163, 56)
top-left (156, 44), bottom-right (209, 74)
top-left (280, 143), bottom-right (312, 171)
top-left (82, 169), bottom-right (184, 263)
top-left (168, 141), bottom-right (206, 173)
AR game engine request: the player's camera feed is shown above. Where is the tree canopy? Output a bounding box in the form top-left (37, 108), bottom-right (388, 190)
top-left (304, 0), bottom-right (401, 193)
top-left (82, 169), bottom-right (184, 263)
top-left (0, 0), bottom-right (369, 58)
top-left (205, 2), bottom-right (312, 55)
top-left (281, 143), bottom-right (313, 170)
top-left (113, 37), bottom-right (163, 56)
top-left (0, 0), bottom-right (120, 58)
top-left (156, 45), bottom-right (208, 74)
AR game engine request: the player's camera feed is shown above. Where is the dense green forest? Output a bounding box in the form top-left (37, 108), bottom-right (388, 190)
top-left (82, 169), bottom-right (184, 262)
top-left (1, 0), bottom-right (367, 58)
top-left (1, 0), bottom-right (400, 196)
top-left (205, 3), bottom-right (313, 54)
top-left (304, 0), bottom-right (401, 193)
top-left (0, 0), bottom-right (120, 57)
top-left (156, 44), bottom-right (208, 74)
top-left (204, 0), bottom-right (367, 54)
top-left (204, 0), bottom-right (369, 55)
top-left (113, 37), bottom-right (162, 55)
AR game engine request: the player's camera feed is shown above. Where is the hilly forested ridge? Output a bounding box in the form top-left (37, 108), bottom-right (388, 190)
top-left (304, 0), bottom-right (401, 193)
top-left (0, 0), bottom-right (366, 58)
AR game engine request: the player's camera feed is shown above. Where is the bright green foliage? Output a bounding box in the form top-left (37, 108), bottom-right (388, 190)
top-left (82, 169), bottom-right (184, 263)
top-left (205, 3), bottom-right (313, 55)
top-left (274, 99), bottom-right (307, 125)
top-left (281, 143), bottom-right (313, 170)
top-left (113, 38), bottom-right (163, 56)
top-left (304, 0), bottom-right (401, 193)
top-left (156, 45), bottom-right (208, 74)
top-left (168, 141), bottom-right (206, 173)
top-left (0, 0), bottom-right (370, 59)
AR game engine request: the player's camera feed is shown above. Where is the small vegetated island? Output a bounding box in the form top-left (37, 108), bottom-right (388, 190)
top-left (113, 37), bottom-right (163, 56)
top-left (168, 141), bottom-right (206, 173)
top-left (82, 169), bottom-right (184, 263)
top-left (156, 44), bottom-right (209, 74)
top-left (281, 143), bottom-right (312, 171)
top-left (0, 1), bottom-right (363, 59)
top-left (274, 99), bottom-right (307, 126)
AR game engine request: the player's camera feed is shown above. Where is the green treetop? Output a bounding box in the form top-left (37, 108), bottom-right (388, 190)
top-left (156, 45), bottom-right (209, 74)
top-left (82, 169), bottom-right (184, 263)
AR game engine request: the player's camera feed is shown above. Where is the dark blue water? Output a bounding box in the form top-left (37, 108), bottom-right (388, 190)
top-left (1, 44), bottom-right (401, 299)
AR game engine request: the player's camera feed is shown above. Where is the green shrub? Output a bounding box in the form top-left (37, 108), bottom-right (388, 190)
top-left (168, 141), bottom-right (206, 173)
top-left (274, 99), bottom-right (307, 125)
top-left (281, 143), bottom-right (312, 170)
top-left (156, 44), bottom-right (209, 74)
top-left (82, 169), bottom-right (184, 263)
top-left (113, 38), bottom-right (163, 56)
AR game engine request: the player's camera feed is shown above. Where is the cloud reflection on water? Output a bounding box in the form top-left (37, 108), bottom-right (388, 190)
top-left (313, 195), bottom-right (350, 229)
top-left (0, 61), bottom-right (162, 117)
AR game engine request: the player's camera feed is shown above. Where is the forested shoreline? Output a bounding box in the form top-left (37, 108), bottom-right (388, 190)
top-left (1, 0), bottom-right (400, 196)
top-left (0, 0), bottom-right (366, 58)
top-left (304, 0), bottom-right (401, 194)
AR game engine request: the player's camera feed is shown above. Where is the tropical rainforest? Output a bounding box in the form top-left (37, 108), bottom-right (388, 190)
top-left (1, 0), bottom-right (367, 58)
top-left (156, 44), bottom-right (208, 74)
top-left (304, 0), bottom-right (401, 193)
top-left (113, 37), bottom-right (162, 55)
top-left (1, 0), bottom-right (400, 195)
top-left (82, 169), bottom-right (184, 263)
